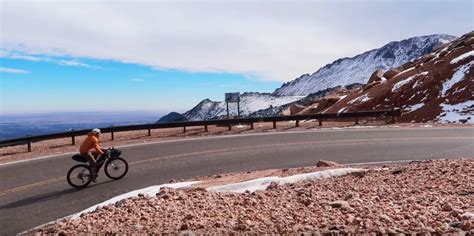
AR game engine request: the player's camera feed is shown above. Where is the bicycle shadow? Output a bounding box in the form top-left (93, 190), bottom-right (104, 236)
top-left (0, 180), bottom-right (114, 209)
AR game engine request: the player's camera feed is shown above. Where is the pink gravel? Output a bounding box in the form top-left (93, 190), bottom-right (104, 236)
top-left (37, 159), bottom-right (473, 234)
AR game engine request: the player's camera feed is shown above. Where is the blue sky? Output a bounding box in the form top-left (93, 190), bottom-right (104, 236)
top-left (0, 53), bottom-right (280, 114)
top-left (1, 0), bottom-right (473, 115)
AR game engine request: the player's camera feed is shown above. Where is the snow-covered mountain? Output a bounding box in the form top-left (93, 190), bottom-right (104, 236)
top-left (274, 34), bottom-right (457, 96)
top-left (322, 31), bottom-right (473, 123)
top-left (249, 83), bottom-right (363, 117)
top-left (183, 93), bottom-right (303, 121)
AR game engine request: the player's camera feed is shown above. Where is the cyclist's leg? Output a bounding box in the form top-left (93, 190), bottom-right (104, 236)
top-left (81, 152), bottom-right (97, 173)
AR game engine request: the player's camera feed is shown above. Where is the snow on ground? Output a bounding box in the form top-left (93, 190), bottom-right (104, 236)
top-left (442, 61), bottom-right (473, 96)
top-left (337, 107), bottom-right (347, 114)
top-left (392, 71), bottom-right (429, 93)
top-left (207, 168), bottom-right (364, 193)
top-left (450, 50), bottom-right (474, 64)
top-left (438, 100), bottom-right (474, 124)
top-left (71, 181), bottom-right (200, 219)
top-left (392, 75), bottom-right (415, 92)
top-left (396, 67), bottom-right (415, 76)
top-left (348, 94), bottom-right (371, 104)
top-left (405, 103), bottom-right (425, 113)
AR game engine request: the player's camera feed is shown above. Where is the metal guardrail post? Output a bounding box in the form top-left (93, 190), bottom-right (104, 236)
top-left (250, 123), bottom-right (254, 129)
top-left (355, 111), bottom-right (359, 125)
top-left (204, 125), bottom-right (208, 132)
top-left (296, 120), bottom-right (300, 127)
top-left (319, 119), bottom-right (323, 127)
top-left (148, 129), bottom-right (151, 136)
top-left (273, 121), bottom-right (277, 129)
top-left (391, 107), bottom-right (396, 123)
top-left (111, 132), bottom-right (114, 140)
top-left (228, 125), bottom-right (231, 131)
top-left (71, 136), bottom-right (76, 145)
top-left (183, 126), bottom-right (186, 133)
top-left (27, 142), bottom-right (31, 152)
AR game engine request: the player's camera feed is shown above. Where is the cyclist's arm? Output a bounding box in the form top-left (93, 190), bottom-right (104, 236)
top-left (92, 138), bottom-right (104, 155)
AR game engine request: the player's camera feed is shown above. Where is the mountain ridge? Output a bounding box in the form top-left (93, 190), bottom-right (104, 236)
top-left (273, 34), bottom-right (457, 96)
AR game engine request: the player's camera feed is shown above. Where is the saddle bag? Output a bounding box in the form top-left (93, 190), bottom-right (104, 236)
top-left (72, 154), bottom-right (88, 163)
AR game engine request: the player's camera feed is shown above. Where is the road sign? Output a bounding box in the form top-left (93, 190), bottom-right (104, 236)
top-left (225, 92), bottom-right (240, 103)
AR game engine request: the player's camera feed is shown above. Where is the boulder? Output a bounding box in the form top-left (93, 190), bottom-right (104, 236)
top-left (329, 200), bottom-right (350, 208)
top-left (316, 160), bottom-right (340, 167)
top-left (288, 104), bottom-right (306, 115)
top-left (367, 69), bottom-right (385, 84)
top-left (383, 68), bottom-right (401, 79)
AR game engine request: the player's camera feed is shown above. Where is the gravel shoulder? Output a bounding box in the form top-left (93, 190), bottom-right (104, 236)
top-left (37, 159), bottom-right (473, 234)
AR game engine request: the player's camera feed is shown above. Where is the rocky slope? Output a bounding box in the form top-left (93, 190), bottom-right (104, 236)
top-left (39, 159), bottom-right (474, 234)
top-left (274, 34), bottom-right (457, 96)
top-left (321, 31), bottom-right (473, 123)
top-left (182, 93), bottom-right (303, 121)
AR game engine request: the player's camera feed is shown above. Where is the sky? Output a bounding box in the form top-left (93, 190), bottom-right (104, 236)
top-left (1, 0), bottom-right (473, 115)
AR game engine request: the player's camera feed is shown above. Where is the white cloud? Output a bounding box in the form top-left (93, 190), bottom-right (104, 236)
top-left (58, 59), bottom-right (92, 68)
top-left (0, 67), bottom-right (31, 74)
top-left (8, 54), bottom-right (44, 62)
top-left (0, 1), bottom-right (472, 82)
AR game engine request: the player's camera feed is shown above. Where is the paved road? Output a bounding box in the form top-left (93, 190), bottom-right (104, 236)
top-left (0, 127), bottom-right (473, 235)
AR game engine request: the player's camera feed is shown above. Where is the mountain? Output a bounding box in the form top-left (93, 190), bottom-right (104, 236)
top-left (156, 112), bottom-right (188, 123)
top-left (321, 31), bottom-right (473, 123)
top-left (183, 93), bottom-right (303, 121)
top-left (249, 83), bottom-right (363, 117)
top-left (274, 34), bottom-right (457, 96)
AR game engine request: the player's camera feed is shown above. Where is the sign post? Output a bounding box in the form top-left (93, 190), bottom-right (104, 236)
top-left (225, 92), bottom-right (241, 118)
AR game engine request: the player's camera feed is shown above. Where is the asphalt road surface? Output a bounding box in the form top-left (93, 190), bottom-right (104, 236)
top-left (1, 127), bottom-right (473, 235)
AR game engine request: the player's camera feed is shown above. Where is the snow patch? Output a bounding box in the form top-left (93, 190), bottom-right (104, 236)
top-left (397, 67), bottom-right (415, 76)
top-left (450, 50), bottom-right (474, 64)
top-left (406, 103), bottom-right (424, 113)
top-left (393, 71), bottom-right (430, 93)
top-left (71, 181), bottom-right (199, 219)
top-left (207, 168), bottom-right (364, 193)
top-left (348, 94), bottom-right (371, 104)
top-left (441, 62), bottom-right (473, 96)
top-left (438, 100), bottom-right (474, 124)
top-left (392, 77), bottom-right (414, 92)
top-left (338, 107), bottom-right (347, 114)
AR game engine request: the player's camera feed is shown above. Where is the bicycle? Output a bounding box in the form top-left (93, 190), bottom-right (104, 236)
top-left (67, 147), bottom-right (128, 188)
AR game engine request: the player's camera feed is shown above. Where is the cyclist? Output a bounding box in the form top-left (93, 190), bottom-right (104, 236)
top-left (79, 128), bottom-right (104, 180)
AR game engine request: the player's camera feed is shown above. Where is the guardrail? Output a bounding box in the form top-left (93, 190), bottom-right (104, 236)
top-left (0, 108), bottom-right (401, 152)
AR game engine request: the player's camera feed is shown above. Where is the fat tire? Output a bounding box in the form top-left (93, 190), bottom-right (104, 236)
top-left (104, 157), bottom-right (128, 180)
top-left (67, 164), bottom-right (92, 188)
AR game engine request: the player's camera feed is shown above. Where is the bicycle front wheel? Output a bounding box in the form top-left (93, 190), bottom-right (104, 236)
top-left (67, 164), bottom-right (92, 188)
top-left (104, 157), bottom-right (128, 180)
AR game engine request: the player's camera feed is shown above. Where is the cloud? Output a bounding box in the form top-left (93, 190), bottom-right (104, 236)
top-left (1, 50), bottom-right (99, 68)
top-left (0, 1), bottom-right (472, 82)
top-left (58, 59), bottom-right (92, 68)
top-left (0, 67), bottom-right (31, 74)
top-left (8, 54), bottom-right (44, 62)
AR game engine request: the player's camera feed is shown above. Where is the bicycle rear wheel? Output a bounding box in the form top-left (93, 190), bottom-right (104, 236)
top-left (67, 164), bottom-right (92, 188)
top-left (104, 157), bottom-right (128, 180)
